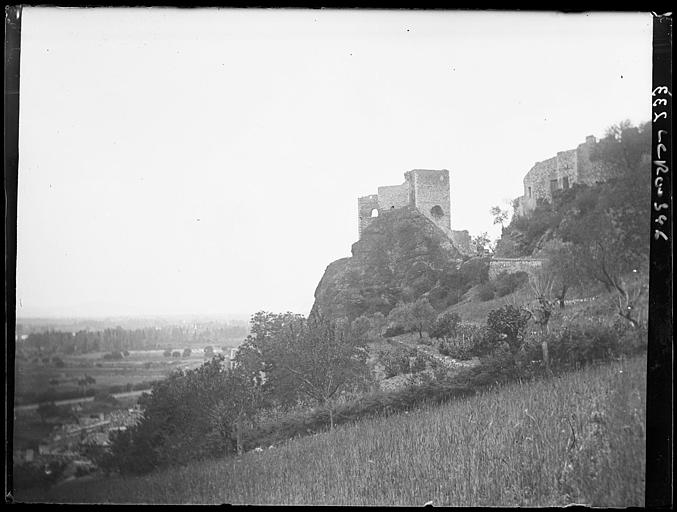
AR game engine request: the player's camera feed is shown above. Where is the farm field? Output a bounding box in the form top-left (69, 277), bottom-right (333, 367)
top-left (13, 347), bottom-right (236, 406)
top-left (19, 354), bottom-right (646, 506)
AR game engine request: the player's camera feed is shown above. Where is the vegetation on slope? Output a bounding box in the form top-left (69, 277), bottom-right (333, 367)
top-left (19, 355), bottom-right (646, 506)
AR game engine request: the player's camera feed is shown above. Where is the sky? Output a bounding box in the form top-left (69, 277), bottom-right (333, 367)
top-left (15, 8), bottom-right (653, 319)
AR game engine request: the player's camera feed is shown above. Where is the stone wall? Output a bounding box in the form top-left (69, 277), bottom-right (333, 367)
top-left (406, 169), bottom-right (451, 234)
top-left (377, 183), bottom-right (410, 210)
top-left (358, 169), bottom-right (453, 239)
top-left (488, 257), bottom-right (544, 279)
top-left (517, 135), bottom-right (608, 216)
top-left (357, 194), bottom-right (379, 238)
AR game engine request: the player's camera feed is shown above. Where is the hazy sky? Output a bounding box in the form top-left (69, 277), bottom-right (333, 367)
top-left (16, 8), bottom-right (652, 319)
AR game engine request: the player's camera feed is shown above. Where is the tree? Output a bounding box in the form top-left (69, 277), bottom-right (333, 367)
top-left (369, 312), bottom-right (387, 337)
top-left (387, 298), bottom-right (437, 339)
top-left (204, 345), bottom-right (214, 357)
top-left (104, 355), bottom-right (251, 474)
top-left (538, 240), bottom-right (583, 308)
top-left (490, 206), bottom-right (509, 230)
top-left (430, 312), bottom-right (461, 342)
top-left (471, 232), bottom-right (492, 255)
top-left (77, 374), bottom-right (96, 395)
top-left (163, 349), bottom-right (172, 357)
top-left (182, 348), bottom-right (192, 358)
top-left (233, 311), bottom-right (307, 408)
top-left (269, 314), bottom-right (371, 429)
top-left (206, 366), bottom-right (264, 456)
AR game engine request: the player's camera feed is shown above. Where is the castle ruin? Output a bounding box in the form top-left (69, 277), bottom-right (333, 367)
top-left (514, 135), bottom-right (615, 216)
top-left (358, 169), bottom-right (472, 254)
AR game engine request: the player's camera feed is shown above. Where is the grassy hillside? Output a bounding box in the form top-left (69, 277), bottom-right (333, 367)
top-left (19, 354), bottom-right (646, 506)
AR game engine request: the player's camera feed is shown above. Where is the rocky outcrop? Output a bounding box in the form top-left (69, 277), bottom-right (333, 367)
top-left (311, 207), bottom-right (463, 322)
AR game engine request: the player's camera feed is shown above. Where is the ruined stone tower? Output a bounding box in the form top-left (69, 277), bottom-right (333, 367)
top-left (358, 169), bottom-right (452, 238)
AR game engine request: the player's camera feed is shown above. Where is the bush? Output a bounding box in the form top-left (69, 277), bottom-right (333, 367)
top-left (383, 326), bottom-right (405, 338)
top-left (430, 312), bottom-right (461, 342)
top-left (102, 351), bottom-right (123, 361)
top-left (172, 351), bottom-right (181, 358)
top-left (476, 282), bottom-right (495, 302)
top-left (493, 271), bottom-right (528, 297)
top-left (459, 257), bottom-right (491, 285)
top-left (103, 356), bottom-right (245, 475)
top-left (437, 323), bottom-right (498, 359)
top-left (182, 348), bottom-right (192, 358)
top-left (163, 349), bottom-right (172, 357)
top-left (378, 346), bottom-right (424, 378)
top-left (548, 321), bottom-right (621, 368)
top-left (486, 305), bottom-right (530, 354)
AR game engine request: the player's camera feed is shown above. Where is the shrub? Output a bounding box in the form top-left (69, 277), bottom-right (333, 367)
top-left (486, 305), bottom-right (530, 354)
top-left (378, 346), bottom-right (422, 378)
top-left (163, 349), bottom-right (172, 357)
top-left (459, 257), bottom-right (491, 285)
top-left (476, 282), bottom-right (495, 302)
top-left (103, 351), bottom-right (123, 361)
top-left (383, 326), bottom-right (405, 338)
top-left (182, 348), bottom-right (192, 357)
top-left (438, 323), bottom-right (499, 359)
top-left (172, 351), bottom-right (181, 358)
top-left (430, 312), bottom-right (461, 342)
top-left (549, 321), bottom-right (620, 368)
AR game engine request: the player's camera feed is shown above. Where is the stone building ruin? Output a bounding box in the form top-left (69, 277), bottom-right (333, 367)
top-left (357, 169), bottom-right (472, 254)
top-left (514, 135), bottom-right (615, 216)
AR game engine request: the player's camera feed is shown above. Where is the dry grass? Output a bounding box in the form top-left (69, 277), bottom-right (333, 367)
top-left (18, 355), bottom-right (646, 506)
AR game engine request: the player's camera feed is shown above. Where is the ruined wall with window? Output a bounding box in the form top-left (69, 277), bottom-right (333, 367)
top-left (357, 169), bottom-right (453, 239)
top-left (515, 135), bottom-right (609, 217)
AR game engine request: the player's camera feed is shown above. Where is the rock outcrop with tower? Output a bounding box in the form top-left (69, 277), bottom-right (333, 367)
top-left (311, 169), bottom-right (468, 322)
top-left (357, 169), bottom-right (472, 255)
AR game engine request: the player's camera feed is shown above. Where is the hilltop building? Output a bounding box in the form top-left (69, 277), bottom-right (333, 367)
top-left (513, 135), bottom-right (616, 216)
top-left (357, 169), bottom-right (472, 255)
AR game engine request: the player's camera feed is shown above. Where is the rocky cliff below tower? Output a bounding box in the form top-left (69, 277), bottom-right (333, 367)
top-left (311, 207), bottom-right (463, 322)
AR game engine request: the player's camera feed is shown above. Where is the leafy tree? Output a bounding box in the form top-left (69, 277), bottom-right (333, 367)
top-left (204, 345), bottom-right (214, 357)
top-left (163, 349), bottom-right (172, 357)
top-left (387, 298), bottom-right (437, 339)
top-left (490, 205), bottom-right (509, 230)
top-left (537, 240), bottom-right (583, 307)
top-left (430, 312), bottom-right (461, 342)
top-left (269, 314), bottom-right (371, 429)
top-left (471, 232), bottom-right (492, 255)
top-left (104, 355), bottom-right (251, 474)
top-left (172, 351), bottom-right (181, 358)
top-left (206, 366), bottom-right (264, 455)
top-left (182, 348), bottom-right (192, 357)
top-left (233, 311), bottom-right (307, 408)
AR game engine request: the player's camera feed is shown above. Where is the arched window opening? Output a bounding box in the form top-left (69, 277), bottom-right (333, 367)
top-left (430, 205), bottom-right (444, 219)
top-left (371, 208), bottom-right (379, 218)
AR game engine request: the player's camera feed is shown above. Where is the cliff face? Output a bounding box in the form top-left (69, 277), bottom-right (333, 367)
top-left (311, 207), bottom-right (463, 322)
